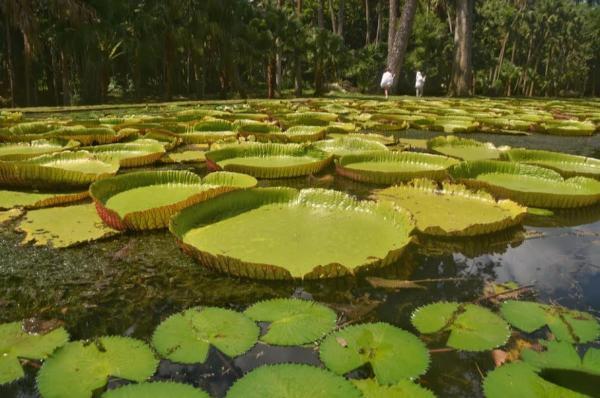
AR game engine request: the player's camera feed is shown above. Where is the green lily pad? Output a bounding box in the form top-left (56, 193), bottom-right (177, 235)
top-left (521, 340), bottom-right (600, 375)
top-left (206, 143), bottom-right (332, 179)
top-left (45, 126), bottom-right (127, 145)
top-left (37, 336), bottom-right (159, 398)
top-left (170, 188), bottom-right (414, 279)
top-left (279, 111), bottom-right (338, 127)
top-left (282, 126), bottom-right (327, 143)
top-left (179, 119), bottom-right (237, 144)
top-left (152, 307), bottom-right (259, 364)
top-left (500, 300), bottom-right (600, 343)
top-left (352, 379), bottom-right (435, 398)
top-left (319, 322), bottom-right (430, 384)
top-left (542, 120), bottom-right (595, 136)
top-left (226, 364), bottom-right (361, 398)
top-left (427, 136), bottom-right (506, 161)
top-left (91, 170), bottom-right (257, 230)
top-left (336, 151), bottom-right (459, 185)
top-left (243, 298), bottom-right (337, 345)
top-left (102, 382), bottom-right (210, 398)
top-left (449, 160), bottom-right (600, 208)
top-left (374, 179), bottom-right (526, 236)
top-left (0, 189), bottom-right (88, 210)
top-left (0, 208), bottom-right (23, 224)
top-left (411, 302), bottom-right (510, 351)
top-left (80, 140), bottom-right (166, 168)
top-left (312, 136), bottom-right (388, 157)
top-left (16, 203), bottom-right (120, 248)
top-left (0, 139), bottom-right (80, 161)
top-left (0, 321), bottom-right (69, 384)
top-left (502, 148), bottom-right (600, 179)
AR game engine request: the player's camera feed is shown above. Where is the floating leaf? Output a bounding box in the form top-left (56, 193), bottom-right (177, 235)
top-left (500, 300), bottom-right (600, 343)
top-left (81, 140), bottom-right (166, 168)
top-left (0, 139), bottom-right (79, 161)
top-left (427, 135), bottom-right (506, 161)
top-left (102, 382), bottom-right (210, 398)
top-left (0, 321), bottom-right (69, 384)
top-left (244, 298), bottom-right (337, 345)
top-left (312, 136), bottom-right (388, 157)
top-left (0, 208), bottom-right (24, 224)
top-left (37, 336), bottom-right (158, 398)
top-left (226, 364), bottom-right (361, 398)
top-left (152, 307), bottom-right (259, 364)
top-left (411, 302), bottom-right (510, 351)
top-left (521, 340), bottom-right (600, 375)
top-left (319, 322), bottom-right (430, 384)
top-left (352, 379), bottom-right (435, 398)
top-left (16, 203), bottom-right (120, 248)
top-left (502, 148), bottom-right (600, 179)
top-left (0, 189), bottom-right (88, 210)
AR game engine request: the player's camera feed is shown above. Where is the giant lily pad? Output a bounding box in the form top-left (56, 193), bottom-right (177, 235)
top-left (170, 188), bottom-right (414, 279)
top-left (282, 125), bottom-right (327, 143)
top-left (0, 151), bottom-right (119, 188)
top-left (411, 302), bottom-right (510, 351)
top-left (352, 379), bottom-right (435, 398)
top-left (319, 322), bottom-right (430, 384)
top-left (16, 203), bottom-right (120, 248)
top-left (427, 136), bottom-right (506, 161)
top-left (336, 151), bottom-right (459, 185)
top-left (502, 148), bottom-right (600, 179)
top-left (37, 337), bottom-right (158, 398)
top-left (0, 321), bottom-right (69, 384)
top-left (152, 307), bottom-right (259, 364)
top-left (91, 170), bottom-right (256, 231)
top-left (45, 126), bottom-right (128, 145)
top-left (226, 364), bottom-right (361, 398)
top-left (449, 160), bottom-right (600, 208)
top-left (0, 139), bottom-right (79, 161)
top-left (178, 118), bottom-right (237, 144)
top-left (279, 111), bottom-right (338, 127)
top-left (0, 189), bottom-right (88, 210)
top-left (243, 298), bottom-right (337, 345)
top-left (541, 120), bottom-right (595, 136)
top-left (205, 143), bottom-right (333, 179)
top-left (500, 300), bottom-right (600, 343)
top-left (102, 382), bottom-right (210, 398)
top-left (81, 140), bottom-right (166, 168)
top-left (374, 180), bottom-right (526, 236)
top-left (313, 136), bottom-right (388, 157)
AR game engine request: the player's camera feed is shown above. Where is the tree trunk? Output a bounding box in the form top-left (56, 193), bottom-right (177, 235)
top-left (387, 0), bottom-right (398, 65)
top-left (328, 0), bottom-right (337, 34)
top-left (365, 0), bottom-right (371, 45)
top-left (22, 31), bottom-right (33, 106)
top-left (267, 57), bottom-right (276, 99)
top-left (60, 50), bottom-right (71, 105)
top-left (375, 0), bottom-right (383, 45)
top-left (295, 0), bottom-right (303, 97)
top-left (387, 0), bottom-right (418, 90)
top-left (492, 33), bottom-right (509, 86)
top-left (318, 0), bottom-right (325, 28)
top-left (337, 0), bottom-right (345, 39)
top-left (4, 16), bottom-right (15, 107)
top-left (449, 0), bottom-right (473, 97)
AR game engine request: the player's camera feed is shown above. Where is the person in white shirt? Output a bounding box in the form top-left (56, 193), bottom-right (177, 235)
top-left (415, 71), bottom-right (426, 97)
top-left (380, 68), bottom-right (394, 99)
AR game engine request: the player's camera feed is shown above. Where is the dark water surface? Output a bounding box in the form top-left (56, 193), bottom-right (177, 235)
top-left (1, 130), bottom-right (599, 397)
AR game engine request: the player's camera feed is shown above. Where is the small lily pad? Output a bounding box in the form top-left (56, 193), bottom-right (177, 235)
top-left (521, 340), bottom-right (600, 375)
top-left (226, 364), bottom-right (361, 398)
top-left (500, 300), bottom-right (600, 343)
top-left (319, 322), bottom-right (430, 384)
top-left (102, 382), bottom-right (210, 398)
top-left (152, 307), bottom-right (259, 364)
top-left (244, 298), bottom-right (337, 346)
top-left (411, 302), bottom-right (510, 351)
top-left (37, 336), bottom-right (159, 398)
top-left (352, 378), bottom-right (436, 398)
top-left (0, 321), bottom-right (69, 384)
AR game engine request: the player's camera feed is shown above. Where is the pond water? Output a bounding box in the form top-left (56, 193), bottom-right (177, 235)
top-left (1, 129), bottom-right (599, 397)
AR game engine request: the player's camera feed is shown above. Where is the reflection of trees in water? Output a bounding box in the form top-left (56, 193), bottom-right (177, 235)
top-left (525, 204), bottom-right (600, 228)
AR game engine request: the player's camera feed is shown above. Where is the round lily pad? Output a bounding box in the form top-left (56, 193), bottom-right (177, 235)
top-left (521, 340), bottom-right (600, 375)
top-left (502, 148), bottom-right (600, 179)
top-left (37, 336), bottom-right (158, 398)
top-left (170, 188), bottom-right (414, 279)
top-left (312, 136), bottom-right (388, 157)
top-left (319, 322), bottom-right (430, 384)
top-left (206, 143), bottom-right (333, 179)
top-left (90, 170), bottom-right (257, 230)
top-left (0, 139), bottom-right (80, 161)
top-left (81, 140), bottom-right (166, 168)
top-left (352, 379), bottom-right (436, 398)
top-left (411, 302), bottom-right (510, 351)
top-left (375, 179), bottom-right (527, 236)
top-left (449, 160), bottom-right (600, 208)
top-left (102, 382), bottom-right (210, 398)
top-left (244, 298), bottom-right (337, 345)
top-left (500, 300), bottom-right (600, 343)
top-left (0, 321), bottom-right (69, 384)
top-left (226, 364), bottom-right (361, 398)
top-left (152, 307), bottom-right (259, 364)
top-left (336, 151), bottom-right (459, 185)
top-left (427, 136), bottom-right (506, 161)
top-left (0, 189), bottom-right (88, 210)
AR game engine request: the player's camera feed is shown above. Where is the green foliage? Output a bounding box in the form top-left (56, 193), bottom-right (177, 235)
top-left (152, 307), bottom-right (259, 364)
top-left (411, 302), bottom-right (510, 351)
top-left (102, 382), bottom-right (210, 398)
top-left (319, 322), bottom-right (430, 384)
top-left (352, 379), bottom-right (436, 398)
top-left (244, 298), bottom-right (337, 345)
top-left (226, 364), bottom-right (362, 398)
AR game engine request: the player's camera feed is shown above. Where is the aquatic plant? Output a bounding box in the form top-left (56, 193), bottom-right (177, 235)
top-left (0, 139), bottom-right (80, 161)
top-left (427, 135), bottom-right (506, 161)
top-left (102, 382), bottom-right (210, 398)
top-left (352, 379), bottom-right (436, 398)
top-left (502, 148), bottom-right (600, 179)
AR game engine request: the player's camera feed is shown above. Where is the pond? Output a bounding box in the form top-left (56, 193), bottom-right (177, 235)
top-left (0, 101), bottom-right (599, 397)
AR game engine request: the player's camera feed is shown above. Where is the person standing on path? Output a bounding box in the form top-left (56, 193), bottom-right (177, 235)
top-left (380, 69), bottom-right (394, 99)
top-left (415, 71), bottom-right (426, 97)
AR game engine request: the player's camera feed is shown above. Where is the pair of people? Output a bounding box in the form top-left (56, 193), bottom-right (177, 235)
top-left (380, 69), bottom-right (426, 98)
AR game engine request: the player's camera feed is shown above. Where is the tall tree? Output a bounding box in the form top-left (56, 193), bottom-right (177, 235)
top-left (387, 0), bottom-right (397, 64)
top-left (450, 0), bottom-right (473, 96)
top-left (294, 0), bottom-right (303, 96)
top-left (387, 0), bottom-right (418, 90)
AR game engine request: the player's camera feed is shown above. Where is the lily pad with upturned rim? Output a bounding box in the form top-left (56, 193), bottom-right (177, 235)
top-left (205, 143), bottom-right (333, 179)
top-left (169, 188), bottom-right (415, 280)
top-left (90, 170), bottom-right (257, 231)
top-left (319, 322), bottom-right (430, 384)
top-left (243, 298), bottom-right (337, 345)
top-left (374, 179), bottom-right (527, 237)
top-left (312, 136), bottom-right (388, 157)
top-left (336, 151), bottom-right (459, 185)
top-left (502, 148), bottom-right (600, 179)
top-left (151, 307), bottom-right (259, 364)
top-left (102, 382), bottom-right (210, 398)
top-left (427, 135), bottom-right (506, 161)
top-left (0, 189), bottom-right (88, 210)
top-left (80, 140), bottom-right (166, 168)
top-left (0, 139), bottom-right (80, 161)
